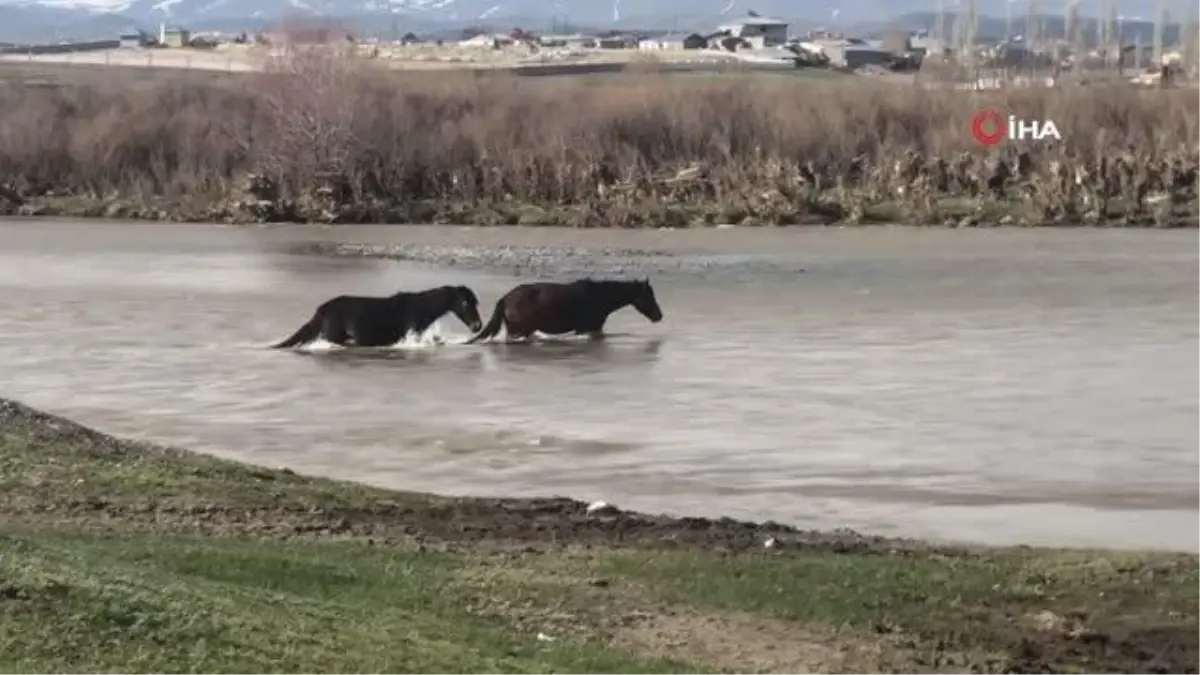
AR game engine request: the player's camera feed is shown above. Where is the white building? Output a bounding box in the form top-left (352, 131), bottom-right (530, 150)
top-left (538, 33), bottom-right (594, 48)
top-left (716, 15), bottom-right (788, 47)
top-left (638, 33), bottom-right (707, 50)
top-left (459, 33), bottom-right (514, 48)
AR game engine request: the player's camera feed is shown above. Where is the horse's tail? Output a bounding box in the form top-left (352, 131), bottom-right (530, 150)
top-left (271, 316), bottom-right (321, 349)
top-left (464, 300), bottom-right (505, 345)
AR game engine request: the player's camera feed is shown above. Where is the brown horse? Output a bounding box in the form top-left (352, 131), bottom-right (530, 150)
top-left (464, 278), bottom-right (663, 344)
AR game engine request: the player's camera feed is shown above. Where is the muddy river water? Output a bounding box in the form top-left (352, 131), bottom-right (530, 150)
top-left (1, 219), bottom-right (1196, 551)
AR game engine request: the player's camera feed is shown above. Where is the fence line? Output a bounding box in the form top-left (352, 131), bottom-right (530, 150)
top-left (0, 49), bottom-right (256, 73)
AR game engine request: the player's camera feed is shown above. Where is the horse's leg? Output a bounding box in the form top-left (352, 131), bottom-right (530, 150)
top-left (578, 317), bottom-right (607, 341)
top-left (321, 317), bottom-right (351, 347)
top-left (503, 317), bottom-right (533, 343)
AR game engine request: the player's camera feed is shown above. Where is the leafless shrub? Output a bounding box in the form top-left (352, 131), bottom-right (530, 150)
top-left (0, 50), bottom-right (1194, 225)
top-left (255, 49), bottom-right (371, 200)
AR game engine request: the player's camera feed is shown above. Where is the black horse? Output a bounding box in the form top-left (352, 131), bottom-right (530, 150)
top-left (464, 278), bottom-right (663, 344)
top-left (272, 285), bottom-right (483, 349)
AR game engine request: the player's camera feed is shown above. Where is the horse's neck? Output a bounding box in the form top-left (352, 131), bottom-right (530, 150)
top-left (595, 285), bottom-right (633, 314)
top-left (399, 289), bottom-right (449, 328)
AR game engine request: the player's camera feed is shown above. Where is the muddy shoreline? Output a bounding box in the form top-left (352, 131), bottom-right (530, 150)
top-left (4, 395), bottom-right (1199, 674)
top-left (5, 190), bottom-right (1198, 229)
top-left (0, 397), bottom-right (909, 555)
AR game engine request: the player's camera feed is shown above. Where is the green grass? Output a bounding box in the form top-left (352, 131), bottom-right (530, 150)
top-left (0, 533), bottom-right (696, 673)
top-left (1, 398), bottom-right (1197, 673)
top-left (598, 548), bottom-right (1198, 624)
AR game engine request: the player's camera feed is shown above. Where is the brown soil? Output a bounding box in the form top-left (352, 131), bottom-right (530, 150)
top-left (0, 398), bottom-right (905, 556)
top-left (614, 610), bottom-right (905, 673)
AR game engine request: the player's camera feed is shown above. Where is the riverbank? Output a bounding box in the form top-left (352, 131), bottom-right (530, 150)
top-left (0, 53), bottom-right (1196, 229)
top-left (1, 396), bottom-right (1196, 672)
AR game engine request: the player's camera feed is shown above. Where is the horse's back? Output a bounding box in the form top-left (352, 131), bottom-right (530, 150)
top-left (321, 294), bottom-right (384, 311)
top-left (504, 281), bottom-right (584, 305)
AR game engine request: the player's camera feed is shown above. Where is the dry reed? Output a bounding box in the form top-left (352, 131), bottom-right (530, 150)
top-left (0, 51), bottom-right (1195, 227)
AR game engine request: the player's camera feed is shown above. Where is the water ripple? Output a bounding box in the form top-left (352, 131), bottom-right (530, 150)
top-left (1, 220), bottom-right (1196, 551)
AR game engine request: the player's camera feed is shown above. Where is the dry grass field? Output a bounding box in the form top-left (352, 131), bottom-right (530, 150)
top-left (0, 50), bottom-right (1195, 227)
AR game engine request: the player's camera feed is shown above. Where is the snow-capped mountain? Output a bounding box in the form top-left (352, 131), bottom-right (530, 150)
top-left (0, 0), bottom-right (1190, 44)
top-left (0, 0), bottom-right (770, 42)
top-left (0, 0), bottom-right (822, 30)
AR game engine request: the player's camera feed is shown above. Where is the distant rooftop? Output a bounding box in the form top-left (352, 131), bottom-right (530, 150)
top-left (718, 15), bottom-right (788, 27)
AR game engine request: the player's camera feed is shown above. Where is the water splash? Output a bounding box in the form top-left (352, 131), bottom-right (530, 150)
top-left (292, 319), bottom-right (471, 352)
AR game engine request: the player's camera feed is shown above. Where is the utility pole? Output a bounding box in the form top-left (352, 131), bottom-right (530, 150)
top-left (1184, 6), bottom-right (1199, 80)
top-left (950, 0), bottom-right (960, 56)
top-left (933, 0), bottom-right (940, 42)
top-left (966, 0), bottom-right (978, 51)
top-left (1152, 1), bottom-right (1164, 69)
top-left (1025, 0), bottom-right (1042, 50)
top-left (1100, 0), bottom-right (1122, 70)
top-left (1066, 1), bottom-right (1080, 56)
top-left (1035, 2), bottom-right (1044, 53)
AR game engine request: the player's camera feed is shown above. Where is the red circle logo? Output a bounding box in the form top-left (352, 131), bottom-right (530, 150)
top-left (971, 109), bottom-right (1006, 147)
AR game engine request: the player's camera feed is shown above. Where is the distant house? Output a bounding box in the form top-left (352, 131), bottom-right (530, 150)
top-left (538, 33), bottom-right (594, 48)
top-left (400, 31), bottom-right (421, 45)
top-left (118, 29), bottom-right (144, 48)
top-left (841, 46), bottom-right (895, 69)
top-left (159, 25), bottom-right (191, 48)
top-left (992, 40), bottom-right (1034, 66)
top-left (189, 34), bottom-right (220, 49)
top-left (1121, 44), bottom-right (1155, 68)
top-left (716, 15), bottom-right (788, 47)
top-left (909, 35), bottom-right (948, 57)
top-left (879, 28), bottom-right (911, 54)
top-left (597, 34), bottom-right (635, 49)
top-left (639, 32), bottom-right (707, 50)
top-left (460, 33), bottom-right (513, 48)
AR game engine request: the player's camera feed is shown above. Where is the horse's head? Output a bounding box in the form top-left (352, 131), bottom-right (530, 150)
top-left (629, 278), bottom-right (663, 323)
top-left (449, 286), bottom-right (483, 332)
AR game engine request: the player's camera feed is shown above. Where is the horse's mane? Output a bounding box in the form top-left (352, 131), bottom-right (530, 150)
top-left (393, 285), bottom-right (470, 300)
top-left (578, 277), bottom-right (638, 288)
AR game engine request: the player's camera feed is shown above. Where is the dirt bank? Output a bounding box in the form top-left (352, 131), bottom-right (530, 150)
top-left (0, 398), bottom-right (895, 554)
top-left (2, 395), bottom-right (1197, 673)
top-left (0, 56), bottom-right (1196, 228)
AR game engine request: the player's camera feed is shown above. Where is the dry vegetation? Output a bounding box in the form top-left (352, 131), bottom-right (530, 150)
top-left (0, 51), bottom-right (1196, 227)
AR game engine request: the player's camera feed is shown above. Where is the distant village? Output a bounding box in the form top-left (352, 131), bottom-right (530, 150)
top-left (105, 15), bottom-right (945, 72)
top-left (4, 10), bottom-right (1195, 86)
